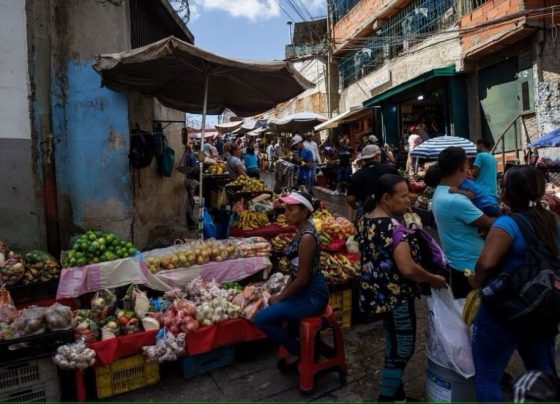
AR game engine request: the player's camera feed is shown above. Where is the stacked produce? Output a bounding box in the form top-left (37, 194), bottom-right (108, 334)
top-left (207, 162), bottom-right (226, 175)
top-left (227, 175), bottom-right (268, 192)
top-left (235, 237), bottom-right (271, 257)
top-left (161, 299), bottom-right (200, 335)
top-left (144, 239), bottom-right (238, 274)
top-left (311, 208), bottom-right (333, 221)
top-left (22, 250), bottom-right (60, 285)
top-left (274, 214), bottom-right (289, 227)
top-left (53, 339), bottom-right (96, 370)
top-left (320, 252), bottom-right (360, 284)
top-left (271, 233), bottom-right (294, 252)
top-left (235, 211), bottom-right (270, 230)
top-left (63, 230), bottom-right (138, 267)
top-left (232, 285), bottom-right (271, 320)
top-left (0, 250), bottom-right (25, 286)
top-left (143, 332), bottom-right (186, 363)
top-left (319, 217), bottom-right (355, 240)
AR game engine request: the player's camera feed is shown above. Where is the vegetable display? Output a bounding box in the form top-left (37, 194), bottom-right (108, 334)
top-left (53, 339), bottom-right (96, 370)
top-left (143, 332), bottom-right (186, 363)
top-left (0, 251), bottom-right (25, 286)
top-left (63, 230), bottom-right (138, 267)
top-left (23, 250), bottom-right (60, 285)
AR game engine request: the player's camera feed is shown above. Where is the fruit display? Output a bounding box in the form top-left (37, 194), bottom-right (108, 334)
top-left (271, 233), bottom-right (294, 252)
top-left (63, 230), bottom-right (138, 268)
top-left (0, 250), bottom-right (25, 286)
top-left (207, 161), bottom-right (226, 175)
top-left (53, 339), bottom-right (96, 370)
top-left (235, 237), bottom-right (271, 257)
top-left (320, 252), bottom-right (360, 284)
top-left (274, 214), bottom-right (289, 227)
top-left (227, 175), bottom-right (268, 192)
top-left (144, 239), bottom-right (238, 273)
top-left (235, 211), bottom-right (270, 230)
top-left (314, 216), bottom-right (355, 242)
top-left (22, 250), bottom-right (60, 285)
top-left (311, 208), bottom-right (333, 221)
top-left (414, 195), bottom-right (431, 210)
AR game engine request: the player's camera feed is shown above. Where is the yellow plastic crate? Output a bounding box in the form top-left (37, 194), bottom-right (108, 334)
top-left (95, 354), bottom-right (159, 399)
top-left (328, 288), bottom-right (352, 329)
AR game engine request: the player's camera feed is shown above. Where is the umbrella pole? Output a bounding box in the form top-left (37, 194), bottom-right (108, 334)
top-left (198, 74), bottom-right (210, 240)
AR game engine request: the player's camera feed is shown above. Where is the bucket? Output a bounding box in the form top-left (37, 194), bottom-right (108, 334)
top-left (425, 358), bottom-right (476, 402)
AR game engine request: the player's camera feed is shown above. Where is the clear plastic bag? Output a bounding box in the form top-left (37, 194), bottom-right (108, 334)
top-left (90, 289), bottom-right (116, 325)
top-left (11, 306), bottom-right (46, 337)
top-left (45, 303), bottom-right (74, 331)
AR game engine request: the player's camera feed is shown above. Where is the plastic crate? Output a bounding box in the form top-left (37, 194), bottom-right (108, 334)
top-left (0, 329), bottom-right (74, 364)
top-left (0, 357), bottom-right (60, 402)
top-left (7, 279), bottom-right (59, 305)
top-left (95, 354), bottom-right (159, 399)
top-left (181, 346), bottom-right (235, 379)
top-left (328, 288), bottom-right (352, 329)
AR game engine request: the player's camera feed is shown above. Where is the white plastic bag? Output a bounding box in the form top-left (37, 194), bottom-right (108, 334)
top-left (426, 288), bottom-right (475, 378)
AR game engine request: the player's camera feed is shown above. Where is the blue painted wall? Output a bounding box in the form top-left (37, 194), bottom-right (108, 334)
top-left (53, 59), bottom-right (132, 235)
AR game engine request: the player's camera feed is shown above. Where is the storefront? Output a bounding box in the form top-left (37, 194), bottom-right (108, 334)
top-left (363, 65), bottom-right (469, 149)
top-left (314, 106), bottom-right (374, 150)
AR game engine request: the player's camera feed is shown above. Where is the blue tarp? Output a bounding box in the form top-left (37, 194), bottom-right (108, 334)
top-left (530, 128), bottom-right (560, 148)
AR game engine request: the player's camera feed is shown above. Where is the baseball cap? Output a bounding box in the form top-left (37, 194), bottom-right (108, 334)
top-left (356, 144), bottom-right (381, 161)
top-left (369, 135), bottom-right (379, 143)
top-left (279, 191), bottom-right (314, 212)
top-left (291, 134), bottom-right (303, 146)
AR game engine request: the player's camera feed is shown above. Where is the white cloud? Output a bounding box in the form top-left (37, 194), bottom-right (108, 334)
top-left (192, 0), bottom-right (280, 21)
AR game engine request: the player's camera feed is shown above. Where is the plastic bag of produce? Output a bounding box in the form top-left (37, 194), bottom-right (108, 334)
top-left (53, 338), bottom-right (96, 370)
top-left (23, 250), bottom-right (60, 285)
top-left (11, 306), bottom-right (47, 337)
top-left (0, 286), bottom-right (17, 324)
top-left (0, 251), bottom-right (25, 286)
top-left (265, 273), bottom-right (289, 294)
top-left (426, 288), bottom-right (474, 378)
top-left (74, 310), bottom-right (99, 343)
top-left (45, 303), bottom-right (74, 331)
top-left (90, 289), bottom-right (116, 325)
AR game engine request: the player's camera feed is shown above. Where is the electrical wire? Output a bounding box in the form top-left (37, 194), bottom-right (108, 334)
top-left (285, 0), bottom-right (309, 21)
top-left (272, 0), bottom-right (296, 22)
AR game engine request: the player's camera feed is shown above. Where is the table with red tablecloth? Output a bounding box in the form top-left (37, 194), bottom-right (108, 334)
top-left (74, 318), bottom-right (266, 401)
top-left (230, 224), bottom-right (295, 239)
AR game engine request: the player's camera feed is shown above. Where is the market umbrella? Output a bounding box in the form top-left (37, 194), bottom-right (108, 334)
top-left (410, 135), bottom-right (477, 160)
top-left (269, 112), bottom-right (328, 133)
top-left (530, 128), bottom-right (560, 148)
top-left (93, 36), bottom-right (313, 237)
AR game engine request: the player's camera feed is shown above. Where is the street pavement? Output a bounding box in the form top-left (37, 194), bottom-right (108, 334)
top-left (113, 176), bottom-right (559, 402)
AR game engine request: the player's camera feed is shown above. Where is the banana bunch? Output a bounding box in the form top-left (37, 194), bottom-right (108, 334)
top-left (228, 175), bottom-right (267, 192)
top-left (278, 257), bottom-right (289, 273)
top-left (236, 211), bottom-right (270, 230)
top-left (312, 209), bottom-right (333, 221)
top-left (275, 214), bottom-right (289, 227)
top-left (271, 233), bottom-right (293, 252)
top-left (320, 252), bottom-right (360, 284)
top-left (319, 232), bottom-right (332, 247)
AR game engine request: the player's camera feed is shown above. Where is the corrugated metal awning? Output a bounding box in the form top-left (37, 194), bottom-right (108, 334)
top-left (314, 106), bottom-right (372, 131)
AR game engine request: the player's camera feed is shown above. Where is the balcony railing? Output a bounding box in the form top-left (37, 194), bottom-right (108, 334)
top-left (336, 0), bottom-right (489, 87)
top-left (285, 43), bottom-right (327, 59)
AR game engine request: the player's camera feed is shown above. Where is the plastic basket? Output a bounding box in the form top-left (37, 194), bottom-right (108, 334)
top-left (181, 346), bottom-right (235, 379)
top-left (95, 354), bottom-right (159, 399)
top-left (328, 288), bottom-right (352, 329)
top-left (0, 358), bottom-right (60, 402)
top-left (0, 329), bottom-right (74, 365)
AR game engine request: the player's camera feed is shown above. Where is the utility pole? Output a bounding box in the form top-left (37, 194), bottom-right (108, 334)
top-left (287, 21), bottom-right (293, 44)
top-left (326, 0), bottom-right (334, 119)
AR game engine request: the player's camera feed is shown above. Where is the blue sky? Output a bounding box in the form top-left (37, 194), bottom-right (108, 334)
top-left (179, 0), bottom-right (326, 127)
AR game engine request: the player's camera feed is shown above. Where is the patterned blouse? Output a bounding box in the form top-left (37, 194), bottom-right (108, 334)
top-left (285, 223), bottom-right (321, 277)
top-left (356, 216), bottom-right (420, 314)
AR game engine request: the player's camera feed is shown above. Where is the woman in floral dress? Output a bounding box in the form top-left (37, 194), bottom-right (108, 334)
top-left (356, 174), bottom-right (446, 401)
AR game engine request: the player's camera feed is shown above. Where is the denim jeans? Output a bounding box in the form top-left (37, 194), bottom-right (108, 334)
top-left (253, 272), bottom-right (329, 355)
top-left (472, 304), bottom-right (557, 401)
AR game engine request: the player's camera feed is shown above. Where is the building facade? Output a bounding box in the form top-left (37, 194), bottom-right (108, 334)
top-left (0, 0), bottom-right (194, 251)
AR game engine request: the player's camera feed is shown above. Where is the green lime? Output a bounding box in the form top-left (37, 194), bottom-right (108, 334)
top-left (69, 258), bottom-right (77, 266)
top-left (125, 242), bottom-right (134, 250)
top-left (106, 234), bottom-right (116, 244)
top-left (92, 257), bottom-right (99, 263)
top-left (67, 251), bottom-right (75, 259)
top-left (94, 230), bottom-right (103, 237)
top-left (120, 240), bottom-right (127, 247)
top-left (77, 258), bottom-right (87, 266)
top-left (105, 252), bottom-right (114, 261)
top-left (88, 233), bottom-right (97, 241)
top-left (91, 241), bottom-right (100, 250)
top-left (128, 248), bottom-right (136, 256)
top-left (100, 253), bottom-right (108, 262)
top-left (98, 238), bottom-right (106, 246)
top-left (75, 252), bottom-right (84, 259)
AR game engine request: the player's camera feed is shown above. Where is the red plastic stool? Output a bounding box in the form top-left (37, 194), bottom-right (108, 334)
top-left (278, 305), bottom-right (347, 394)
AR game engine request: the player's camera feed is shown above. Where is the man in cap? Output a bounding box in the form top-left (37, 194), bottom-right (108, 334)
top-left (368, 134), bottom-right (394, 164)
top-left (303, 132), bottom-right (322, 185)
top-left (292, 134), bottom-right (314, 193)
top-left (346, 144), bottom-right (399, 222)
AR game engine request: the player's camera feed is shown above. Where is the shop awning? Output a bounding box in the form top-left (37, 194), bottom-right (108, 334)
top-left (215, 121), bottom-right (243, 133)
top-left (314, 106), bottom-right (372, 131)
top-left (363, 65), bottom-right (457, 107)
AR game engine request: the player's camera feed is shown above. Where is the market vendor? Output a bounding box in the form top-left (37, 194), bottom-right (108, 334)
top-left (291, 134), bottom-right (314, 193)
top-left (227, 143), bottom-right (247, 180)
top-left (253, 191), bottom-right (328, 370)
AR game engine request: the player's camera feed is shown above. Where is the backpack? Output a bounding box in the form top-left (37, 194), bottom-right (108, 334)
top-left (129, 130), bottom-right (155, 169)
top-left (481, 214), bottom-right (560, 331)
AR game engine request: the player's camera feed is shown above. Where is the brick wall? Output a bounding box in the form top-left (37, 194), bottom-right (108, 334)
top-left (459, 0), bottom-right (529, 56)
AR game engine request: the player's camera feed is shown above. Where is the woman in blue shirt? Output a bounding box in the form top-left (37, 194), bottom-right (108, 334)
top-left (469, 165), bottom-right (559, 401)
top-left (244, 141), bottom-right (260, 178)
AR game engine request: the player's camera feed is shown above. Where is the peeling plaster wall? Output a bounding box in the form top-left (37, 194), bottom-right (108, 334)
top-left (50, 0), bottom-right (133, 244)
top-left (536, 37), bottom-right (560, 135)
top-left (128, 93), bottom-right (185, 249)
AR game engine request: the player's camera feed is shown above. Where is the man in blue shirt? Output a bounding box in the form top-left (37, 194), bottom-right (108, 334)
top-left (292, 134), bottom-right (314, 193)
top-left (473, 138), bottom-right (498, 196)
top-left (431, 147), bottom-right (494, 298)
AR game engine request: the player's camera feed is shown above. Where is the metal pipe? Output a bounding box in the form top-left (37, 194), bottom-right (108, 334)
top-left (198, 73), bottom-right (210, 239)
top-left (43, 133), bottom-right (61, 256)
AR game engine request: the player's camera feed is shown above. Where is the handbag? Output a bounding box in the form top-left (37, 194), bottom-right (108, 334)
top-left (481, 214), bottom-right (560, 331)
top-left (157, 136), bottom-right (175, 177)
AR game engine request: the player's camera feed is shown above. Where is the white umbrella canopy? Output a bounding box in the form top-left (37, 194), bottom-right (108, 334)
top-left (269, 112), bottom-right (328, 133)
top-left (410, 135), bottom-right (477, 160)
top-left (215, 121), bottom-right (243, 133)
top-left (93, 36), bottom-right (312, 238)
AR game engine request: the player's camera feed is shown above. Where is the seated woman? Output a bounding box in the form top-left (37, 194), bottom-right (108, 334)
top-left (227, 144), bottom-right (246, 180)
top-left (356, 174), bottom-right (446, 402)
top-left (253, 191), bottom-right (329, 369)
top-left (469, 165), bottom-right (559, 402)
